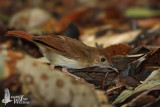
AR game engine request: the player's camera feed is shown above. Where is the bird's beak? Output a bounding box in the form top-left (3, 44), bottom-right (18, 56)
top-left (107, 64), bottom-right (119, 73)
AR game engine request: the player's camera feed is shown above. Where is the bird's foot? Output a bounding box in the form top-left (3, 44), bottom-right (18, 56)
top-left (62, 67), bottom-right (85, 82)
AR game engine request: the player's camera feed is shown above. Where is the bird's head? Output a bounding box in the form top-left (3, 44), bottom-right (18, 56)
top-left (91, 48), bottom-right (119, 73)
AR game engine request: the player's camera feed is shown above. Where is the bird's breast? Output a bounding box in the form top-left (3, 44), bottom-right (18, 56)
top-left (52, 54), bottom-right (87, 69)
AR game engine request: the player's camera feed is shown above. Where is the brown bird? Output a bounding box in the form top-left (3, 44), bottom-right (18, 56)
top-left (7, 30), bottom-right (118, 73)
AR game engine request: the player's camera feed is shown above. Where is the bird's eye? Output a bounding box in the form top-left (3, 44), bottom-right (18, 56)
top-left (101, 58), bottom-right (106, 62)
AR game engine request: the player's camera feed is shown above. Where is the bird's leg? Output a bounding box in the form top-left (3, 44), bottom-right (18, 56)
top-left (62, 67), bottom-right (85, 82)
top-left (50, 66), bottom-right (94, 87)
top-left (62, 67), bottom-right (94, 87)
top-left (50, 64), bottom-right (55, 69)
top-left (50, 65), bottom-right (83, 81)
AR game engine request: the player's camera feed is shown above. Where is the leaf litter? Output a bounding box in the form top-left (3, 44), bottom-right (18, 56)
top-left (1, 0), bottom-right (160, 107)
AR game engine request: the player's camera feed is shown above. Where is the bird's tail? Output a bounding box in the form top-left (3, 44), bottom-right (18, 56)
top-left (7, 30), bottom-right (33, 41)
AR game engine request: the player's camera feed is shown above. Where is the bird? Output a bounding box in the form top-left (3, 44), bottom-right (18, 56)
top-left (7, 30), bottom-right (118, 73)
top-left (2, 88), bottom-right (12, 105)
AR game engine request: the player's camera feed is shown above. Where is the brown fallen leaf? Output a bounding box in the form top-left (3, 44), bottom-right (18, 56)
top-left (9, 8), bottom-right (56, 34)
top-left (105, 43), bottom-right (132, 57)
top-left (0, 48), bottom-right (110, 107)
top-left (17, 55), bottom-right (109, 107)
top-left (126, 86), bottom-right (160, 107)
top-left (113, 69), bottom-right (160, 105)
top-left (81, 29), bottom-right (141, 47)
top-left (120, 48), bottom-right (160, 82)
top-left (55, 7), bottom-right (90, 33)
top-left (137, 18), bottom-right (160, 28)
top-left (0, 43), bottom-right (24, 79)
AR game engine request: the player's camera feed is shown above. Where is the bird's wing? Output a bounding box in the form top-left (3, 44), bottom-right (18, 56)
top-left (33, 35), bottom-right (91, 59)
top-left (7, 31), bottom-right (91, 60)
